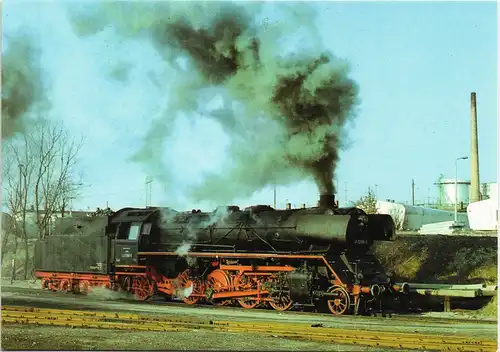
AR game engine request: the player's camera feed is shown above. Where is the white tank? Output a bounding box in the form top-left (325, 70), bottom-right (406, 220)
top-left (467, 198), bottom-right (498, 231)
top-left (438, 179), bottom-right (470, 206)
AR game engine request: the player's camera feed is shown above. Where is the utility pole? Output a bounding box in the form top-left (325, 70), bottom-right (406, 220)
top-left (18, 164), bottom-right (23, 206)
top-left (455, 156), bottom-right (468, 224)
top-left (145, 177), bottom-right (153, 207)
top-left (69, 196), bottom-right (76, 217)
top-left (12, 164), bottom-right (23, 283)
top-left (411, 179), bottom-right (415, 206)
top-left (273, 180), bottom-right (277, 209)
top-left (344, 181), bottom-right (348, 207)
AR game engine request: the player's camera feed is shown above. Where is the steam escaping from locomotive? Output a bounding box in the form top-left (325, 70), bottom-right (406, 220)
top-left (162, 205), bottom-right (232, 256)
top-left (87, 286), bottom-right (136, 301)
top-left (175, 243), bottom-right (192, 257)
top-left (1, 32), bottom-right (44, 139)
top-left (174, 284), bottom-right (194, 301)
top-left (67, 2), bottom-right (359, 203)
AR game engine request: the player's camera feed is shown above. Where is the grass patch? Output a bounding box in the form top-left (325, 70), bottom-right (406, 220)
top-left (374, 236), bottom-right (497, 284)
top-left (468, 264), bottom-right (498, 284)
top-left (395, 253), bottom-right (427, 280)
top-left (374, 236), bottom-right (498, 317)
top-left (477, 296), bottom-right (498, 318)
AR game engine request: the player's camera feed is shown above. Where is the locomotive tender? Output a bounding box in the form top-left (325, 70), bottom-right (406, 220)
top-left (34, 194), bottom-right (409, 315)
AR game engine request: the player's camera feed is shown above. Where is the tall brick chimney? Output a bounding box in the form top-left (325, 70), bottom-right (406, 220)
top-left (470, 92), bottom-right (481, 202)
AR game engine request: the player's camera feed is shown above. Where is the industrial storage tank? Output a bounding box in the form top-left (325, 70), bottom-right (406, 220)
top-left (437, 179), bottom-right (470, 206)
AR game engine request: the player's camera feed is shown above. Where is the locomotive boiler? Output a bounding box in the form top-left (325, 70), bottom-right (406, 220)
top-left (34, 194), bottom-right (408, 315)
top-left (132, 194), bottom-right (394, 255)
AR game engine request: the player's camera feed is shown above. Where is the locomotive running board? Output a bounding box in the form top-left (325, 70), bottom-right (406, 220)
top-left (212, 289), bottom-right (270, 299)
top-left (137, 251), bottom-right (344, 284)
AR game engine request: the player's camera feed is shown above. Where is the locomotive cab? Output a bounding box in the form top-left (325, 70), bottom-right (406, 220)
top-left (109, 208), bottom-right (156, 266)
top-left (112, 222), bottom-right (151, 265)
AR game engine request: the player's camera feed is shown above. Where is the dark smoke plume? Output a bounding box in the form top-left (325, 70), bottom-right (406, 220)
top-left (1, 33), bottom-right (43, 139)
top-left (67, 2), bottom-right (359, 202)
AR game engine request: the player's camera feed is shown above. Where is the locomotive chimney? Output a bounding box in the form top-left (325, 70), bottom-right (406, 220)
top-left (319, 194), bottom-right (336, 209)
top-left (470, 92), bottom-right (481, 202)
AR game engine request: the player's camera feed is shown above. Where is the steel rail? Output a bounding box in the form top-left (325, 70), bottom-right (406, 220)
top-left (3, 303), bottom-right (496, 327)
top-left (1, 305), bottom-right (492, 330)
top-left (2, 306), bottom-right (497, 351)
top-left (4, 285), bottom-right (497, 325)
top-left (2, 310), bottom-right (482, 340)
top-left (1, 308), bottom-right (493, 339)
top-left (3, 305), bottom-right (497, 335)
top-left (3, 315), bottom-right (494, 352)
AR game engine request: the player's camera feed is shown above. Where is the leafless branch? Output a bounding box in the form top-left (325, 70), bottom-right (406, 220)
top-left (2, 118), bottom-right (85, 240)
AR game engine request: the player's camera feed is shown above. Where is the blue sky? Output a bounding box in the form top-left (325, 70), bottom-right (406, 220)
top-left (2, 1), bottom-right (497, 211)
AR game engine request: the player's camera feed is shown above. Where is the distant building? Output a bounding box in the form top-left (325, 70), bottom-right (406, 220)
top-left (480, 182), bottom-right (498, 201)
top-left (1, 212), bottom-right (14, 233)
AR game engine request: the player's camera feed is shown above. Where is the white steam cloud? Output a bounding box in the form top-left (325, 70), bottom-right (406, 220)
top-left (66, 2), bottom-right (359, 206)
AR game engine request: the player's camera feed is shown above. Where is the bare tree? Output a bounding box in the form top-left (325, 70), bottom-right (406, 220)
top-left (1, 214), bottom-right (14, 264)
top-left (28, 119), bottom-right (84, 238)
top-left (355, 187), bottom-right (378, 214)
top-left (2, 137), bottom-right (33, 275)
top-left (2, 118), bottom-right (85, 279)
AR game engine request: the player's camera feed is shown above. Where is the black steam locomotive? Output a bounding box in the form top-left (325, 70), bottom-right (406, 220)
top-left (34, 195), bottom-right (408, 315)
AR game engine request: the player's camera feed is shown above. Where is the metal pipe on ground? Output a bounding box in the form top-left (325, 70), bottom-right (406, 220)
top-left (480, 289), bottom-right (497, 297)
top-left (397, 283), bottom-right (488, 290)
top-left (412, 288), bottom-right (482, 298)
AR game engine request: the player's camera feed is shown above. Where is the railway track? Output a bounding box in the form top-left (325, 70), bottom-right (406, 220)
top-left (4, 285), bottom-right (497, 327)
top-left (142, 299), bottom-right (498, 326)
top-left (2, 306), bottom-right (497, 351)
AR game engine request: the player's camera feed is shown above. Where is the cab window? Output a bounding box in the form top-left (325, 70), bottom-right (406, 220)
top-left (128, 223), bottom-right (141, 241)
top-left (117, 223), bottom-right (129, 240)
top-left (141, 223), bottom-right (152, 236)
